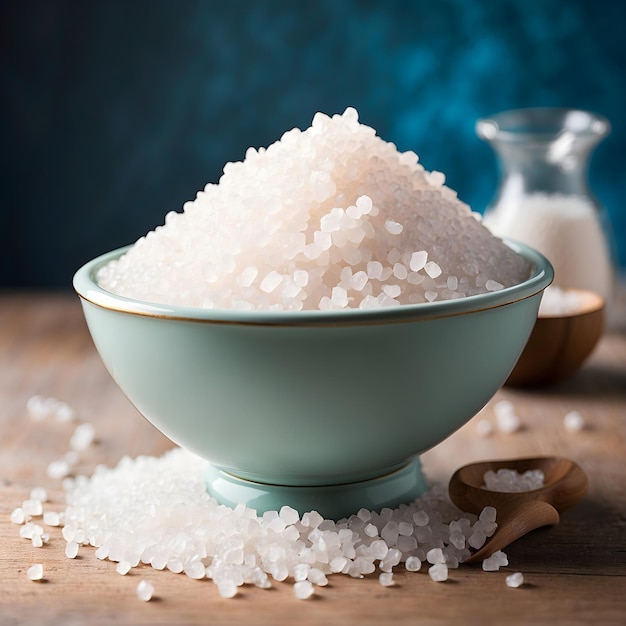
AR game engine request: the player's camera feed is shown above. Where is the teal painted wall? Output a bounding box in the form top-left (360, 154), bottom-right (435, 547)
top-left (2, 0), bottom-right (624, 287)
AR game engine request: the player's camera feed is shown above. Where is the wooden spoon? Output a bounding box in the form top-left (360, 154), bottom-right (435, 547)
top-left (448, 456), bottom-right (588, 564)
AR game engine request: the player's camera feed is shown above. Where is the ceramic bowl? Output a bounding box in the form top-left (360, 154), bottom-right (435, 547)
top-left (73, 241), bottom-right (552, 518)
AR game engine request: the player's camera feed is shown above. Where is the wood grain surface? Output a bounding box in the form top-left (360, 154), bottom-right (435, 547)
top-left (1, 289), bottom-right (625, 625)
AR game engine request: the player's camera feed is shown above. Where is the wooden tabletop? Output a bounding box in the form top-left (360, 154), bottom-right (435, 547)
top-left (1, 288), bottom-right (625, 625)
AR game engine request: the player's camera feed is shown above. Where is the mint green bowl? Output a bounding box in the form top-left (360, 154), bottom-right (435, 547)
top-left (73, 241), bottom-right (552, 519)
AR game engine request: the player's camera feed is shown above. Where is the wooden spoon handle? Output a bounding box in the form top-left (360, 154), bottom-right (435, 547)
top-left (464, 500), bottom-right (560, 564)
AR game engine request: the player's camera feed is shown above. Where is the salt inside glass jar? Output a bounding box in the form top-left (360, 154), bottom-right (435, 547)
top-left (476, 108), bottom-right (616, 308)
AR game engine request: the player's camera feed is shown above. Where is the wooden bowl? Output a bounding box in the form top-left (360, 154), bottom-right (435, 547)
top-left (506, 288), bottom-right (605, 388)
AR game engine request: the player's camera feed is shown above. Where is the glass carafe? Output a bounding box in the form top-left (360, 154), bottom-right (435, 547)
top-left (476, 107), bottom-right (616, 307)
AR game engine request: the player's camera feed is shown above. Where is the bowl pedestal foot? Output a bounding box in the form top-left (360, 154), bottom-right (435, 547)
top-left (205, 458), bottom-right (428, 520)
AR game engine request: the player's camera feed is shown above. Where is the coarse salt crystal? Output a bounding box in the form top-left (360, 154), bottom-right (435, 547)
top-left (43, 511), bottom-right (62, 527)
top-left (384, 220), bottom-right (403, 235)
top-left (293, 580), bottom-right (315, 600)
top-left (136, 580), bottom-right (154, 601)
top-left (426, 547), bottom-right (445, 564)
top-left (476, 419), bottom-right (493, 437)
top-left (65, 541), bottom-right (79, 559)
top-left (482, 550), bottom-right (509, 572)
top-left (506, 572), bottom-right (525, 588)
top-left (378, 572), bottom-right (395, 587)
top-left (47, 459), bottom-right (71, 479)
top-left (428, 563), bottom-right (448, 582)
top-left (409, 251), bottom-right (428, 272)
top-left (496, 412), bottom-right (521, 434)
top-left (405, 556), bottom-right (422, 572)
top-left (479, 506), bottom-right (497, 524)
top-left (486, 279), bottom-right (504, 292)
top-left (30, 487), bottom-right (48, 502)
top-left (27, 564), bottom-right (44, 581)
top-left (564, 410), bottom-right (585, 432)
top-left (279, 505), bottom-right (300, 526)
top-left (424, 261), bottom-right (442, 279)
top-left (493, 400), bottom-right (521, 433)
top-left (22, 499), bottom-right (43, 517)
top-left (70, 422), bottom-right (96, 451)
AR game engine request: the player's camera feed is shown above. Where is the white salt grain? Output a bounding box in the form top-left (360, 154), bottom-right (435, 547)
top-left (136, 580), bottom-right (154, 601)
top-left (308, 567), bottom-right (328, 586)
top-left (405, 556), bottom-right (422, 572)
top-left (27, 564), bottom-right (44, 581)
top-left (279, 505), bottom-right (300, 526)
top-left (482, 550), bottom-right (509, 572)
top-left (70, 422), bottom-right (96, 451)
top-left (485, 280), bottom-right (504, 292)
top-left (217, 579), bottom-right (239, 599)
top-left (506, 572), bottom-right (525, 588)
top-left (428, 563), bottom-right (448, 582)
top-left (20, 522), bottom-right (43, 540)
top-left (47, 459), bottom-right (71, 479)
top-left (378, 572), bottom-right (395, 587)
top-left (30, 487), bottom-right (48, 502)
top-left (10, 508), bottom-right (25, 525)
top-left (426, 547), bottom-right (445, 564)
top-left (65, 541), bottom-right (79, 559)
top-left (479, 506), bottom-right (497, 524)
top-left (43, 511), bottom-right (62, 527)
top-left (409, 251), bottom-right (428, 272)
top-left (468, 530), bottom-right (487, 550)
top-left (493, 400), bottom-right (522, 434)
top-left (424, 261), bottom-right (442, 279)
top-left (293, 580), bottom-right (315, 600)
top-left (22, 499), bottom-right (43, 517)
top-left (476, 419), bottom-right (493, 437)
top-left (564, 410), bottom-right (585, 432)
top-left (384, 220), bottom-right (403, 235)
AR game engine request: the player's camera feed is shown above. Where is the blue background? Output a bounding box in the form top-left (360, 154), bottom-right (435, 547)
top-left (2, 0), bottom-right (625, 288)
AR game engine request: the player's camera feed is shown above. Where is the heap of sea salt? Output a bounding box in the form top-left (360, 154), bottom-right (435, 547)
top-left (55, 448), bottom-right (499, 598)
top-left (483, 468), bottom-right (545, 493)
top-left (97, 108), bottom-right (530, 311)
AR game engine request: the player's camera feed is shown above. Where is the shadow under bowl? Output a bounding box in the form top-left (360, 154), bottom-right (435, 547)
top-left (73, 241), bottom-right (553, 518)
